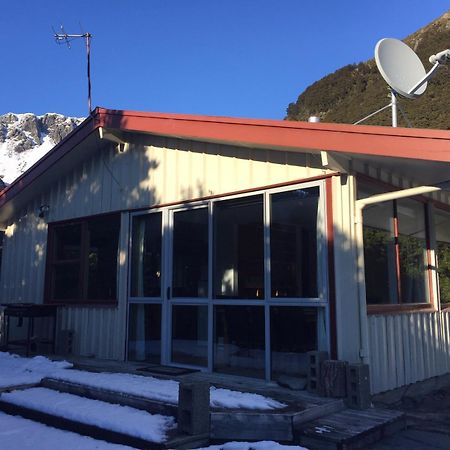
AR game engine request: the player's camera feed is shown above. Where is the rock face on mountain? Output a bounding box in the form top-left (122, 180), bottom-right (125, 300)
top-left (0, 113), bottom-right (82, 153)
top-left (286, 10), bottom-right (450, 129)
top-left (0, 113), bottom-right (83, 184)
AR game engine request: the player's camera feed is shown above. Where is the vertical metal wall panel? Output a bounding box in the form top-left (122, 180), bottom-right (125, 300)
top-left (369, 311), bottom-right (450, 394)
top-left (57, 306), bottom-right (122, 360)
top-left (331, 173), bottom-right (362, 364)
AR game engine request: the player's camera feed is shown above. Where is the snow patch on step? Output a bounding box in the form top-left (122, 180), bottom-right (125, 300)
top-left (50, 369), bottom-right (286, 410)
top-left (0, 411), bottom-right (136, 450)
top-left (1, 387), bottom-right (176, 443)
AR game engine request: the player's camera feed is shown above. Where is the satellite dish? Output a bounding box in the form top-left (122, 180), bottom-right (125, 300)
top-left (375, 38), bottom-right (427, 99)
top-left (356, 38), bottom-right (449, 127)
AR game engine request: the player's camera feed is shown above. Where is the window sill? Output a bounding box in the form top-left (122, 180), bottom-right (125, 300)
top-left (44, 301), bottom-right (118, 308)
top-left (367, 303), bottom-right (436, 315)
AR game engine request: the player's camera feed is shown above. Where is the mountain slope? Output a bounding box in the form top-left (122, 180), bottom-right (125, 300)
top-left (286, 10), bottom-right (450, 129)
top-left (0, 113), bottom-right (83, 184)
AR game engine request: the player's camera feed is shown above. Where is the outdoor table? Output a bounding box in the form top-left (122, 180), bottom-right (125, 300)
top-left (2, 303), bottom-right (57, 357)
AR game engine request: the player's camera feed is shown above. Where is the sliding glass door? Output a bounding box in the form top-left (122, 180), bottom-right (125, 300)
top-left (128, 212), bottom-right (163, 363)
top-left (169, 206), bottom-right (209, 368)
top-left (127, 181), bottom-right (329, 379)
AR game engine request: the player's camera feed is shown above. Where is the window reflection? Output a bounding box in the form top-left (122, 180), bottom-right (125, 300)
top-left (363, 201), bottom-right (398, 304)
top-left (359, 181), bottom-right (429, 305)
top-left (271, 307), bottom-right (318, 380)
top-left (128, 304), bottom-right (161, 363)
top-left (173, 208), bottom-right (208, 298)
top-left (213, 195), bottom-right (264, 299)
top-left (172, 305), bottom-right (208, 366)
top-left (214, 305), bottom-right (265, 378)
top-left (397, 199), bottom-right (427, 303)
top-left (435, 210), bottom-right (450, 304)
top-left (271, 188), bottom-right (319, 298)
top-left (131, 213), bottom-right (162, 297)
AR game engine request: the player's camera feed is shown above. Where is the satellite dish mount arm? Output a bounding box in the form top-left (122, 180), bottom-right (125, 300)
top-left (407, 61), bottom-right (441, 96)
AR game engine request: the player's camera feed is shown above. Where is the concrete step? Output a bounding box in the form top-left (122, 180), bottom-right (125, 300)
top-left (294, 407), bottom-right (406, 450)
top-left (0, 387), bottom-right (208, 450)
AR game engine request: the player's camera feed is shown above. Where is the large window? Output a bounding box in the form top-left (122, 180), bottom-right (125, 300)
top-left (359, 181), bottom-right (429, 306)
top-left (435, 209), bottom-right (450, 305)
top-left (128, 182), bottom-right (327, 379)
top-left (46, 214), bottom-right (120, 303)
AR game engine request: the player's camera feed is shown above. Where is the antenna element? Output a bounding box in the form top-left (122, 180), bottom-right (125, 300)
top-left (53, 26), bottom-right (93, 114)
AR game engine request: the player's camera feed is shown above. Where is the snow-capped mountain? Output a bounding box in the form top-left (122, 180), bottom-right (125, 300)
top-left (0, 113), bottom-right (84, 185)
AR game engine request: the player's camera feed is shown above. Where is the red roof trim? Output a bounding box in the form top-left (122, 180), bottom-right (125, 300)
top-left (1, 107), bottom-right (449, 213)
top-left (96, 108), bottom-right (450, 163)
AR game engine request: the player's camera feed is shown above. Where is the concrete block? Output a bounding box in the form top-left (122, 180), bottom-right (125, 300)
top-left (178, 381), bottom-right (210, 436)
top-left (307, 351), bottom-right (328, 394)
top-left (346, 363), bottom-right (371, 409)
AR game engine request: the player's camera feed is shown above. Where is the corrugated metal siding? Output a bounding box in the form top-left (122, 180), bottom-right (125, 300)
top-left (0, 136), bottom-right (327, 360)
top-left (0, 195), bottom-right (48, 304)
top-left (369, 311), bottom-right (450, 394)
top-left (58, 306), bottom-right (122, 359)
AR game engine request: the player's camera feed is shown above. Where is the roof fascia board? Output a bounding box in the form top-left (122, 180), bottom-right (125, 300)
top-left (97, 108), bottom-right (450, 164)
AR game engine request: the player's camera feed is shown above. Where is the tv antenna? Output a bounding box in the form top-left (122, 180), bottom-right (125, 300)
top-left (355, 38), bottom-right (450, 127)
top-left (53, 25), bottom-right (93, 114)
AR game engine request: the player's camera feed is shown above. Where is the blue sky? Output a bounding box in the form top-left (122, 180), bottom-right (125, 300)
top-left (1, 1), bottom-right (448, 119)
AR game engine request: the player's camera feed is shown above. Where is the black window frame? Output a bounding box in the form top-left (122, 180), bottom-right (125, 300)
top-left (45, 213), bottom-right (120, 305)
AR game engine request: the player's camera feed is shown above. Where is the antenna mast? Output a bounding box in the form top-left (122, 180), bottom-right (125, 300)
top-left (54, 26), bottom-right (93, 114)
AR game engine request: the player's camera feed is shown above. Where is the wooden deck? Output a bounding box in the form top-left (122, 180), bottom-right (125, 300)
top-left (296, 408), bottom-right (405, 450)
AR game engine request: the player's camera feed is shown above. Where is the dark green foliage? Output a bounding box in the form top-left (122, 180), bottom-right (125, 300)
top-left (438, 242), bottom-right (450, 303)
top-left (286, 11), bottom-right (450, 129)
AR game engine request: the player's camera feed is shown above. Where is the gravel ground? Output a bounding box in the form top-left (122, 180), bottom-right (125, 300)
top-left (370, 381), bottom-right (450, 449)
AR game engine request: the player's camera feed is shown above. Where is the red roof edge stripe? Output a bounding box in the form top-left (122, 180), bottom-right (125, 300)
top-left (1, 107), bottom-right (450, 213)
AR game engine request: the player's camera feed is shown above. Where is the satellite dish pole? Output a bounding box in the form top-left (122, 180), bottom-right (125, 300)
top-left (54, 26), bottom-right (93, 114)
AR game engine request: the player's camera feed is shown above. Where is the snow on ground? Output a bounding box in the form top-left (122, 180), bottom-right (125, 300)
top-left (51, 369), bottom-right (286, 410)
top-left (0, 352), bottom-right (72, 388)
top-left (0, 411), bottom-right (137, 450)
top-left (194, 442), bottom-right (308, 450)
top-left (2, 387), bottom-right (176, 443)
